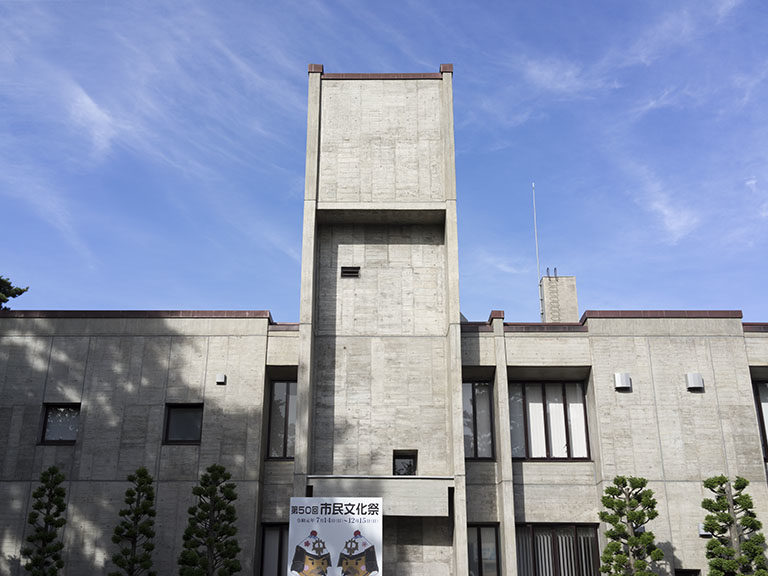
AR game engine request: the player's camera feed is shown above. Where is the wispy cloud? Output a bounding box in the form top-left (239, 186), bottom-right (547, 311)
top-left (624, 162), bottom-right (700, 243)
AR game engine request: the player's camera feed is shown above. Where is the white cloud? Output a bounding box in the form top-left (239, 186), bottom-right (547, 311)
top-left (67, 82), bottom-right (116, 155)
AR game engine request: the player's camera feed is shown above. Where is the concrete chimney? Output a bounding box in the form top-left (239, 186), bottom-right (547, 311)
top-left (540, 275), bottom-right (578, 322)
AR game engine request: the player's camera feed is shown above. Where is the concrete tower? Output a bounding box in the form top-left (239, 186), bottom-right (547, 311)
top-left (294, 63), bottom-right (468, 573)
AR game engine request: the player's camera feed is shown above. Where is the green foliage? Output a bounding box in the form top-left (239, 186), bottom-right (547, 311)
top-left (701, 475), bottom-right (768, 576)
top-left (178, 464), bottom-right (241, 576)
top-left (599, 476), bottom-right (665, 576)
top-left (0, 275), bottom-right (28, 310)
top-left (21, 466), bottom-right (67, 576)
top-left (110, 467), bottom-right (157, 576)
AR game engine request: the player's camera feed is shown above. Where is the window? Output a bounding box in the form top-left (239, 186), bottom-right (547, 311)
top-left (42, 403), bottom-right (80, 444)
top-left (509, 382), bottom-right (589, 460)
top-left (463, 382), bottom-right (494, 459)
top-left (753, 382), bottom-right (768, 460)
top-left (164, 404), bottom-right (203, 444)
top-left (393, 450), bottom-right (417, 475)
top-left (261, 524), bottom-right (289, 576)
top-left (268, 381), bottom-right (297, 458)
top-left (516, 524), bottom-right (599, 576)
top-left (468, 524), bottom-right (500, 576)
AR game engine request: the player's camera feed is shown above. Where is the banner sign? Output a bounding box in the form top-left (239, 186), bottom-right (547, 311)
top-left (288, 497), bottom-right (383, 576)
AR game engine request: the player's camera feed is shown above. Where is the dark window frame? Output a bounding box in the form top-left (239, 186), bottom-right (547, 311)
top-left (464, 381), bottom-right (496, 461)
top-left (393, 450), bottom-right (418, 475)
top-left (41, 403), bottom-right (81, 445)
top-left (509, 381), bottom-right (591, 461)
top-left (516, 523), bottom-right (600, 576)
top-left (266, 380), bottom-right (297, 460)
top-left (163, 403), bottom-right (204, 445)
top-left (468, 523), bottom-right (501, 576)
top-left (753, 381), bottom-right (768, 461)
top-left (260, 523), bottom-right (289, 576)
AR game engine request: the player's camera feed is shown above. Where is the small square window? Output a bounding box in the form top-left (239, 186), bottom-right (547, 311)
top-left (164, 404), bottom-right (203, 444)
top-left (42, 404), bottom-right (80, 444)
top-left (393, 451), bottom-right (417, 475)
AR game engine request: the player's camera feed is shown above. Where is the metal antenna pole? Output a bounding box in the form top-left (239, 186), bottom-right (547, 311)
top-left (532, 182), bottom-right (541, 281)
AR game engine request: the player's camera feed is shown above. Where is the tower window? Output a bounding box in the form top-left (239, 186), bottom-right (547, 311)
top-left (393, 451), bottom-right (417, 475)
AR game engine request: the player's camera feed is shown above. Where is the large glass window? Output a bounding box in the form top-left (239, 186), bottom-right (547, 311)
top-left (509, 382), bottom-right (589, 460)
top-left (268, 381), bottom-right (297, 459)
top-left (468, 524), bottom-right (500, 576)
top-left (261, 524), bottom-right (289, 575)
top-left (463, 382), bottom-right (494, 459)
top-left (42, 404), bottom-right (80, 444)
top-left (164, 404), bottom-right (203, 444)
top-left (516, 524), bottom-right (599, 576)
top-left (753, 382), bottom-right (768, 460)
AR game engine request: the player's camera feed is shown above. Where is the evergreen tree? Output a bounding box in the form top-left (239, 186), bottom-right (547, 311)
top-left (110, 467), bottom-right (157, 576)
top-left (599, 476), bottom-right (665, 576)
top-left (178, 464), bottom-right (241, 576)
top-left (21, 466), bottom-right (67, 576)
top-left (0, 275), bottom-right (28, 310)
top-left (701, 475), bottom-right (768, 576)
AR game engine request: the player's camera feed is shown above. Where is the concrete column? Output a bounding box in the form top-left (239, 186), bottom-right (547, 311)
top-left (490, 311), bottom-right (518, 575)
top-left (294, 65), bottom-right (323, 495)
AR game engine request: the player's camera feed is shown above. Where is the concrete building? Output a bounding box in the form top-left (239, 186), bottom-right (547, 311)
top-left (2, 64), bottom-right (768, 576)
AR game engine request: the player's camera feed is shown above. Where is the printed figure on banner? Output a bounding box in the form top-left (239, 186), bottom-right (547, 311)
top-left (291, 530), bottom-right (332, 576)
top-left (337, 530), bottom-right (379, 576)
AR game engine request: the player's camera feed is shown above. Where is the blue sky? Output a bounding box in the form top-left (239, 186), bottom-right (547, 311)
top-left (2, 0), bottom-right (767, 322)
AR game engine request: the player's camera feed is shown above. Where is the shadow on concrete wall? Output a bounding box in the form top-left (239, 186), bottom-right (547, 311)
top-left (0, 313), bottom-right (269, 575)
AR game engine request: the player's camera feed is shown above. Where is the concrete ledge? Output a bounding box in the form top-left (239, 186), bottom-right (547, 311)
top-left (307, 475), bottom-right (454, 517)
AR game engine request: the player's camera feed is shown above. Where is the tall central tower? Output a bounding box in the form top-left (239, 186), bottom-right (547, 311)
top-left (294, 64), bottom-right (468, 573)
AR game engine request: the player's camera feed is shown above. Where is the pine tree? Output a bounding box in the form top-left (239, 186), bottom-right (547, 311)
top-left (178, 464), bottom-right (241, 576)
top-left (21, 466), bottom-right (67, 576)
top-left (0, 275), bottom-right (28, 310)
top-left (702, 475), bottom-right (768, 576)
top-left (599, 476), bottom-right (665, 576)
top-left (110, 467), bottom-right (157, 576)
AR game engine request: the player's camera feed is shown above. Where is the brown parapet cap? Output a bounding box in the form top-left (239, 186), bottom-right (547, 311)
top-left (504, 322), bottom-right (587, 333)
top-left (440, 63), bottom-right (453, 73)
top-left (0, 310), bottom-right (275, 323)
top-left (744, 323), bottom-right (768, 332)
top-left (322, 72), bottom-right (443, 80)
top-left (579, 310), bottom-right (743, 323)
top-left (308, 63), bottom-right (324, 73)
top-left (488, 310), bottom-right (504, 322)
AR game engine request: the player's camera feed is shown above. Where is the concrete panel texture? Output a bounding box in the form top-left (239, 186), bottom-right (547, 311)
top-left (0, 321), bottom-right (274, 575)
top-left (318, 79), bottom-right (445, 204)
top-left (315, 223), bottom-right (446, 336)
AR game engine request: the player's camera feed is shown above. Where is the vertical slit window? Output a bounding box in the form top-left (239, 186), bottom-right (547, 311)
top-left (268, 381), bottom-right (297, 458)
top-left (754, 382), bottom-right (768, 460)
top-left (463, 382), bottom-right (495, 459)
top-left (468, 525), bottom-right (500, 576)
top-left (261, 524), bottom-right (289, 575)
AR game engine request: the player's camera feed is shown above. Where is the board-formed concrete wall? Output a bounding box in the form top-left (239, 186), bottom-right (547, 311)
top-left (0, 315), bottom-right (280, 575)
top-left (318, 79), bottom-right (445, 203)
